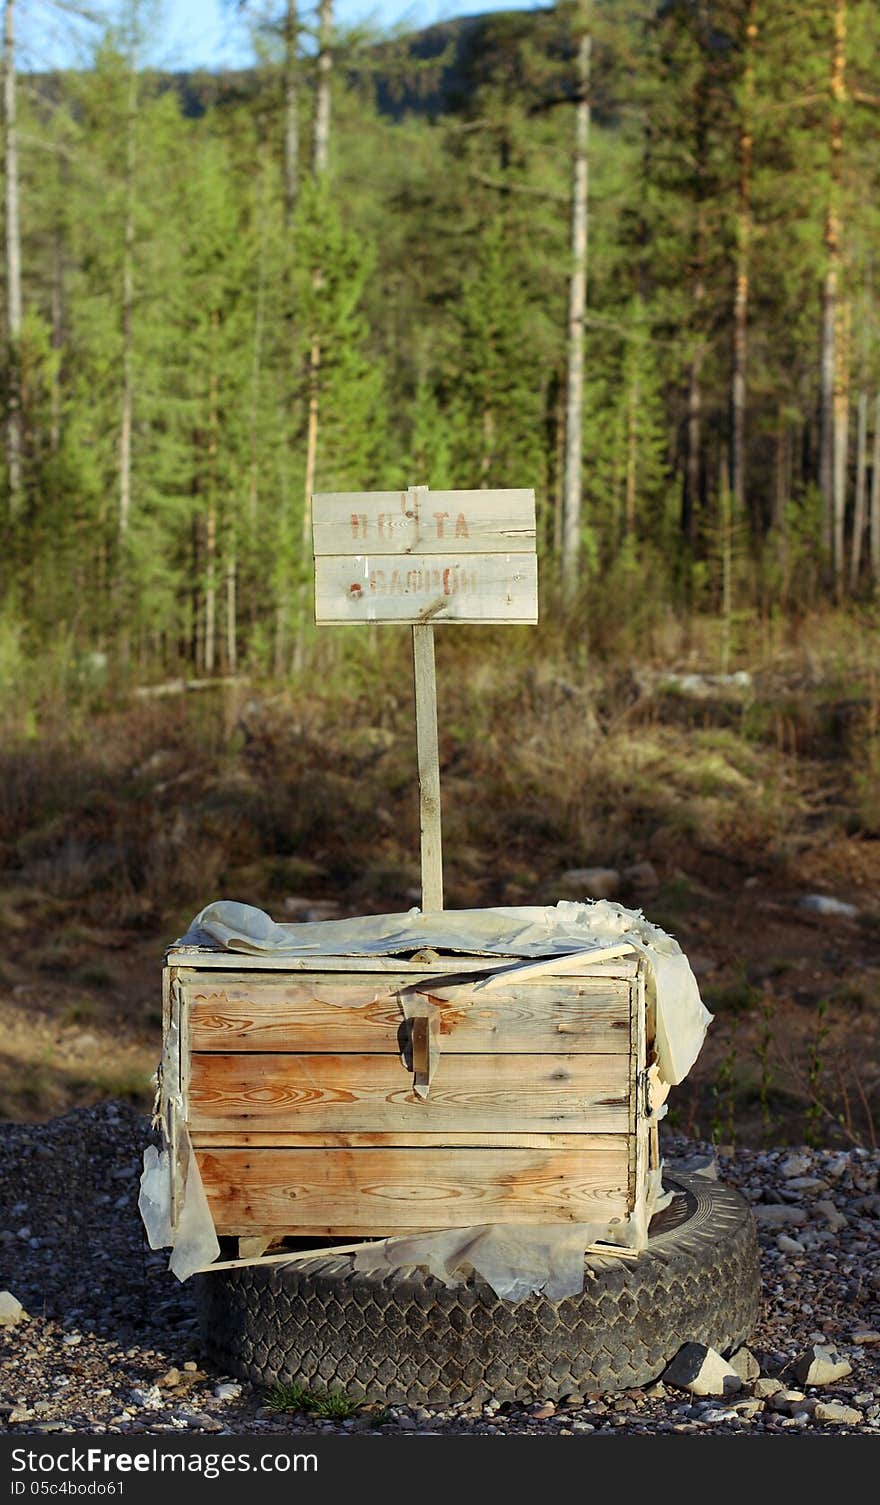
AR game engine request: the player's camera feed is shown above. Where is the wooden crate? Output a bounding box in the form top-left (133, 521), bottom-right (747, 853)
top-left (162, 948), bottom-right (651, 1243)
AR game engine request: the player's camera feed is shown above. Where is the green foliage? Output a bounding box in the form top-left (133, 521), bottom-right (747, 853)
top-left (2, 2), bottom-right (880, 675)
top-left (267, 1380), bottom-right (359, 1418)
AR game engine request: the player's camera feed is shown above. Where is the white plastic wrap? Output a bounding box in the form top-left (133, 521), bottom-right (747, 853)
top-left (180, 897), bottom-right (712, 1088)
top-left (137, 1128), bottom-right (220, 1282)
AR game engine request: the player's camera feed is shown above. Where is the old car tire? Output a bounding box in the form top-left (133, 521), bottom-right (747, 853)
top-left (197, 1173), bottom-right (761, 1403)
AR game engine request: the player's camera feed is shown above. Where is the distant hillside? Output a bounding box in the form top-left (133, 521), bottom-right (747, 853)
top-left (26, 9), bottom-right (570, 125)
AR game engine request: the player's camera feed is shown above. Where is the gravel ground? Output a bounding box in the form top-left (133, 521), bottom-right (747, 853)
top-left (1, 1102), bottom-right (878, 1438)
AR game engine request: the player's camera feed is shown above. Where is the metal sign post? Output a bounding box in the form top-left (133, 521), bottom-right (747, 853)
top-left (312, 485), bottom-right (538, 913)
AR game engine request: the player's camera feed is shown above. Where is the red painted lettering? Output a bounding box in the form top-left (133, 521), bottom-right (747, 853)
top-left (433, 511), bottom-right (450, 538)
top-left (455, 513), bottom-right (469, 538)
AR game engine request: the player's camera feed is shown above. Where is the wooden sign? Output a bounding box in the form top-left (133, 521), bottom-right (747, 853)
top-left (312, 487), bottom-right (537, 625)
top-left (310, 485), bottom-right (539, 913)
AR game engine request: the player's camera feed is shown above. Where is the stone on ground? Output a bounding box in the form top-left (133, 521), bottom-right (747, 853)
top-left (791, 1344), bottom-right (853, 1386)
top-left (663, 1344), bottom-right (742, 1397)
top-left (812, 1401), bottom-right (862, 1425)
top-left (728, 1346), bottom-right (760, 1383)
top-left (558, 867), bottom-right (621, 899)
top-left (0, 1291), bottom-right (28, 1327)
top-left (753, 1204), bottom-right (807, 1226)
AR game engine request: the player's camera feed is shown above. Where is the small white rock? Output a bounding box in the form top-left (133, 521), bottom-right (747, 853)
top-left (754, 1204), bottom-right (807, 1227)
top-left (814, 1199), bottom-right (848, 1231)
top-left (0, 1292), bottom-right (28, 1327)
top-left (777, 1234), bottom-right (806, 1254)
top-left (663, 1343), bottom-right (742, 1398)
top-left (812, 1401), bottom-right (862, 1425)
top-left (213, 1382), bottom-right (242, 1401)
top-left (792, 1344), bottom-right (853, 1387)
top-left (128, 1386), bottom-right (163, 1410)
top-left (798, 895), bottom-right (859, 918)
top-left (780, 1153), bottom-right (812, 1178)
top-left (728, 1347), bottom-right (760, 1383)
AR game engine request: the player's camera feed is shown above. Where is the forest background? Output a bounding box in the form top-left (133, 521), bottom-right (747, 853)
top-left (1, 0), bottom-right (879, 1150)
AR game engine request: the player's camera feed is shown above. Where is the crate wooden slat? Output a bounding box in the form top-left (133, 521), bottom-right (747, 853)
top-left (187, 1052), bottom-right (629, 1135)
top-left (189, 1130), bottom-right (609, 1149)
top-left (196, 1140), bottom-right (630, 1235)
top-left (183, 974), bottom-right (630, 1054)
top-left (167, 952), bottom-right (649, 1242)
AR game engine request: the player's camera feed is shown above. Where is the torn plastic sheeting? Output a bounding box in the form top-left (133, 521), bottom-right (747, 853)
top-left (352, 1171), bottom-right (673, 1302)
top-left (179, 898), bottom-right (713, 1088)
top-left (137, 1127), bottom-right (220, 1282)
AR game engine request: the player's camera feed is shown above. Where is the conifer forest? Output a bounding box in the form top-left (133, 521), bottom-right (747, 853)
top-left (3, 0), bottom-right (880, 682)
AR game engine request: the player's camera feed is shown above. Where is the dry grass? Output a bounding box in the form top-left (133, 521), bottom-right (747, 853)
top-left (0, 605), bottom-right (878, 1137)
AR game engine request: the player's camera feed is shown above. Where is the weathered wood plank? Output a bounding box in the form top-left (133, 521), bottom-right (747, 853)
top-left (412, 624), bottom-right (443, 911)
top-left (189, 1130), bottom-right (616, 1149)
top-left (314, 552), bottom-right (538, 626)
top-left (168, 952), bottom-right (642, 979)
top-left (187, 1052), bottom-right (629, 1133)
top-left (197, 1143), bottom-right (630, 1233)
top-left (312, 488), bottom-right (536, 557)
top-left (183, 977), bottom-right (631, 1053)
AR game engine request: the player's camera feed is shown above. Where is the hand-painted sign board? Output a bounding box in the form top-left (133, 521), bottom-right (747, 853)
top-left (312, 486), bottom-right (537, 626)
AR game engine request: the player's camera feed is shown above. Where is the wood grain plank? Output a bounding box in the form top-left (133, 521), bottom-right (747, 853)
top-left (312, 488), bottom-right (536, 557)
top-left (168, 953), bottom-right (641, 979)
top-left (187, 1052), bottom-right (629, 1133)
top-left (197, 1143), bottom-right (630, 1233)
top-left (189, 1130), bottom-right (612, 1149)
top-left (184, 977), bottom-right (631, 1053)
top-left (412, 623), bottom-right (443, 912)
top-left (314, 552), bottom-right (538, 625)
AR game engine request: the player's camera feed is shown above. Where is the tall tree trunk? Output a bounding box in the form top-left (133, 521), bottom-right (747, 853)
top-left (313, 0), bottom-right (332, 178)
top-left (773, 414), bottom-right (790, 599)
top-left (820, 0), bottom-right (847, 586)
top-left (3, 0), bottom-right (22, 517)
top-left (204, 309), bottom-right (219, 675)
top-left (50, 227), bottom-right (63, 453)
top-left (849, 386), bottom-right (868, 589)
top-left (552, 370), bottom-right (565, 559)
top-left (226, 556), bottom-right (237, 673)
top-left (301, 0), bottom-right (333, 546)
top-left (869, 391), bottom-right (880, 588)
top-left (283, 0), bottom-right (299, 228)
top-left (561, 0), bottom-right (591, 598)
top-left (833, 298), bottom-right (849, 591)
top-left (731, 0), bottom-right (756, 520)
top-left (481, 401), bottom-right (495, 487)
top-left (624, 360), bottom-right (638, 537)
top-left (119, 58), bottom-right (136, 543)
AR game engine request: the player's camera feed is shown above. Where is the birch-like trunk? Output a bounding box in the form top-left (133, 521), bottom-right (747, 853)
top-left (3, 0), bottom-right (22, 516)
top-left (226, 556), bottom-right (237, 674)
top-left (119, 59), bottom-right (136, 543)
top-left (301, 0), bottom-right (333, 545)
top-left (204, 309), bottom-right (219, 675)
top-left (313, 0), bottom-right (332, 177)
top-left (849, 387), bottom-right (868, 590)
top-left (283, 0), bottom-right (299, 228)
top-left (561, 1), bottom-right (591, 598)
top-left (820, 0), bottom-right (847, 585)
top-left (624, 363), bottom-right (638, 537)
top-left (833, 298), bottom-right (849, 592)
top-left (870, 392), bottom-right (880, 586)
top-left (50, 227), bottom-right (63, 453)
top-left (731, 0), bottom-right (756, 518)
top-left (773, 416), bottom-right (790, 599)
